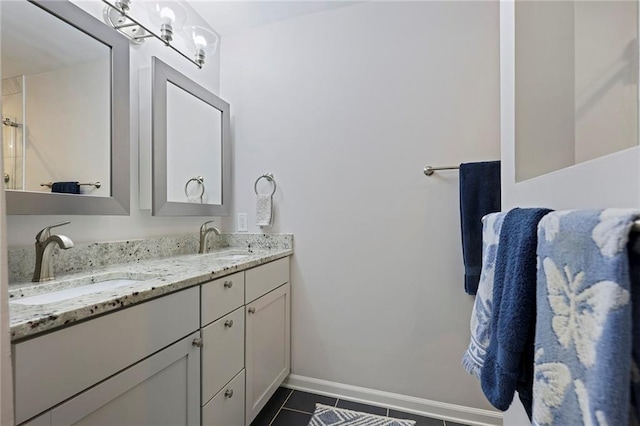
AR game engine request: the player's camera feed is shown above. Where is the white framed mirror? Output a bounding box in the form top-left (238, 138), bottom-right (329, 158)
top-left (150, 57), bottom-right (230, 216)
top-left (1, 0), bottom-right (130, 215)
top-left (514, 0), bottom-right (638, 182)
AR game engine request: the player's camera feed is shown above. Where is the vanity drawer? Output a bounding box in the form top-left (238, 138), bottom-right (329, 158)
top-left (202, 370), bottom-right (245, 426)
top-left (13, 287), bottom-right (199, 425)
top-left (201, 272), bottom-right (244, 327)
top-left (202, 307), bottom-right (245, 405)
top-left (245, 257), bottom-right (290, 303)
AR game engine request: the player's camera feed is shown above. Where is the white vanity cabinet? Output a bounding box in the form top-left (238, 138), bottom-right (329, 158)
top-left (14, 287), bottom-right (200, 426)
top-left (200, 257), bottom-right (291, 426)
top-left (13, 255), bottom-right (292, 426)
top-left (245, 258), bottom-right (291, 424)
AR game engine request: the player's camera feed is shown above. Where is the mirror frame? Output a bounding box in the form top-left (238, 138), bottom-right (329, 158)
top-left (151, 57), bottom-right (230, 216)
top-left (5, 0), bottom-right (130, 215)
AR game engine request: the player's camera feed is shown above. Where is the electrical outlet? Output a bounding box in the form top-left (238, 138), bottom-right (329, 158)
top-left (237, 213), bottom-right (248, 232)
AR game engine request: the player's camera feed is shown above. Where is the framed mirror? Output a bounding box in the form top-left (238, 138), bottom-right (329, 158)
top-left (514, 0), bottom-right (638, 182)
top-left (150, 57), bottom-right (230, 216)
top-left (1, 0), bottom-right (130, 215)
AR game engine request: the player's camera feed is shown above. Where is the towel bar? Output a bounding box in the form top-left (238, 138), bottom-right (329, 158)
top-left (423, 165), bottom-right (459, 176)
top-left (41, 182), bottom-right (101, 189)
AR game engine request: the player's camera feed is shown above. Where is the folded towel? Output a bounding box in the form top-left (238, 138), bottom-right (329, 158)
top-left (256, 194), bottom-right (273, 227)
top-left (51, 181), bottom-right (80, 194)
top-left (533, 209), bottom-right (640, 426)
top-left (462, 211), bottom-right (508, 379)
top-left (481, 207), bottom-right (552, 417)
top-left (459, 161), bottom-right (501, 295)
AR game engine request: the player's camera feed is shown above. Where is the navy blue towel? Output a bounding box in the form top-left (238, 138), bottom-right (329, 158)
top-left (480, 207), bottom-right (552, 417)
top-left (51, 182), bottom-right (80, 194)
top-left (459, 161), bottom-right (501, 295)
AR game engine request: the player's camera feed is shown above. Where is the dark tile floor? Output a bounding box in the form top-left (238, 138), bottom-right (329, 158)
top-left (250, 388), bottom-right (471, 426)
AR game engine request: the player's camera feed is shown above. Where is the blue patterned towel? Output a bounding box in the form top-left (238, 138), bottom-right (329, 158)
top-left (463, 212), bottom-right (508, 378)
top-left (481, 208), bottom-right (552, 416)
top-left (533, 209), bottom-right (640, 426)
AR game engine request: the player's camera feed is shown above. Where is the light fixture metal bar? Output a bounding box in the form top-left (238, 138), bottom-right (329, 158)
top-left (102, 0), bottom-right (203, 69)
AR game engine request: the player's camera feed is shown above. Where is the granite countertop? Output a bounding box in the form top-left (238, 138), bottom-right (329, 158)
top-left (9, 247), bottom-right (292, 341)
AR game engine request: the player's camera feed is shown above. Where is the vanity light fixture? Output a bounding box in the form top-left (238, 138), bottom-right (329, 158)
top-left (102, 0), bottom-right (218, 69)
top-left (187, 26), bottom-right (219, 67)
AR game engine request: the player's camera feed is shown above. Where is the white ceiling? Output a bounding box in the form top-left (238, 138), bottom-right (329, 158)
top-left (1, 1), bottom-right (108, 79)
top-left (188, 1), bottom-right (362, 37)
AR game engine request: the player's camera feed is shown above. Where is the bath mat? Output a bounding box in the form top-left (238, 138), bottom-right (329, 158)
top-left (308, 404), bottom-right (416, 426)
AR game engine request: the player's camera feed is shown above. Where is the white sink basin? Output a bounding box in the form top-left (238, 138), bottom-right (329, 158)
top-left (217, 254), bottom-right (251, 261)
top-left (11, 277), bottom-right (150, 306)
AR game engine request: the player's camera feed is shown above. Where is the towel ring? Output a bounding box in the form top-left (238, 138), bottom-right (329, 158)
top-left (185, 176), bottom-right (205, 198)
top-left (254, 173), bottom-right (276, 196)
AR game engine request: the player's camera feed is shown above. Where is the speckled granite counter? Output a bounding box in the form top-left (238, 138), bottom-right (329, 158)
top-left (8, 234), bottom-right (292, 342)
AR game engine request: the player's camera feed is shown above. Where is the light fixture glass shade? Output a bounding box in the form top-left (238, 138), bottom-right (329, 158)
top-left (144, 1), bottom-right (187, 42)
top-left (186, 26), bottom-right (219, 67)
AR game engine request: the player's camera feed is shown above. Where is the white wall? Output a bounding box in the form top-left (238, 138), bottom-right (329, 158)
top-left (221, 0), bottom-right (500, 416)
top-left (6, 0), bottom-right (223, 247)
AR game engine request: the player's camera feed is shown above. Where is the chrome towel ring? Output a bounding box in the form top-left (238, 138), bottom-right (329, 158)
top-left (185, 176), bottom-right (205, 199)
top-left (254, 173), bottom-right (276, 196)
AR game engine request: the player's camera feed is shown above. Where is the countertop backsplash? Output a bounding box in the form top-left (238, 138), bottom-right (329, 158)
top-left (8, 233), bottom-right (293, 284)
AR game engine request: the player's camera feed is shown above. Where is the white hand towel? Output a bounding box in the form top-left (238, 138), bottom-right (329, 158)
top-left (256, 194), bottom-right (273, 227)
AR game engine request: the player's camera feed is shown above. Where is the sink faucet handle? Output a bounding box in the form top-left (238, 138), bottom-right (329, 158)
top-left (200, 220), bottom-right (216, 234)
top-left (35, 221), bottom-right (71, 242)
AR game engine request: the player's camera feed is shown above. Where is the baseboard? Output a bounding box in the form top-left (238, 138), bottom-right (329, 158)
top-left (282, 374), bottom-right (502, 426)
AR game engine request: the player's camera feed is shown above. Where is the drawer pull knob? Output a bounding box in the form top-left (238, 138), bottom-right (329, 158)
top-left (248, 307), bottom-right (256, 314)
top-left (192, 338), bottom-right (203, 348)
top-left (224, 389), bottom-right (234, 398)
top-left (223, 280), bottom-right (233, 288)
top-left (224, 319), bottom-right (234, 328)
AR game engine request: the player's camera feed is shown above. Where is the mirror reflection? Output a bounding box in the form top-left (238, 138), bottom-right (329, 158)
top-left (515, 0), bottom-right (638, 182)
top-left (1, 0), bottom-right (111, 196)
top-left (166, 82), bottom-right (222, 204)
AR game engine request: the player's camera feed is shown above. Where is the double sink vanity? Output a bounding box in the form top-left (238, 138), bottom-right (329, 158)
top-left (7, 232), bottom-right (293, 426)
top-left (1, 0), bottom-right (282, 424)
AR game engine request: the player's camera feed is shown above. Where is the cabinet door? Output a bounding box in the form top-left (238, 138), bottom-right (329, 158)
top-left (202, 370), bottom-right (245, 426)
top-left (245, 283), bottom-right (291, 423)
top-left (49, 332), bottom-right (201, 426)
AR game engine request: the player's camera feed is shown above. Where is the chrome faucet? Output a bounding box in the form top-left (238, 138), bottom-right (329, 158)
top-left (33, 222), bottom-right (74, 282)
top-left (199, 220), bottom-right (220, 254)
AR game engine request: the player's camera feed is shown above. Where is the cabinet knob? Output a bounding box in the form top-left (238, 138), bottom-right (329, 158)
top-left (192, 338), bottom-right (203, 348)
top-left (224, 389), bottom-right (234, 398)
top-left (223, 280), bottom-right (233, 288)
top-left (247, 307), bottom-right (256, 314)
top-left (224, 319), bottom-right (234, 328)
